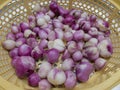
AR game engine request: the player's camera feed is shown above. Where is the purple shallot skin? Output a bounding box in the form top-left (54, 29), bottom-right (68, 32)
top-left (39, 79), bottom-right (51, 90)
top-left (64, 71), bottom-right (77, 89)
top-left (18, 44), bottom-right (32, 56)
top-left (76, 62), bottom-right (94, 82)
top-left (28, 73), bottom-right (41, 87)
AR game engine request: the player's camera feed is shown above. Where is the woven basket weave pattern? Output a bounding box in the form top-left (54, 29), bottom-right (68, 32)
top-left (0, 0), bottom-right (120, 90)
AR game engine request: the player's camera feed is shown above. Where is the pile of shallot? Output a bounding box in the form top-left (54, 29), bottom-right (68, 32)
top-left (2, 1), bottom-right (113, 90)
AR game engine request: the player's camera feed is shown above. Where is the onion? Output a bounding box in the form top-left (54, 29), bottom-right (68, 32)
top-left (90, 15), bottom-right (96, 23)
top-left (72, 51), bottom-right (83, 62)
top-left (97, 35), bottom-right (105, 42)
top-left (48, 39), bottom-right (65, 52)
top-left (84, 38), bottom-right (98, 48)
top-left (53, 39), bottom-right (65, 52)
top-left (63, 25), bottom-right (70, 31)
top-left (15, 32), bottom-right (24, 39)
top-left (27, 38), bottom-right (38, 48)
top-left (38, 61), bottom-right (52, 78)
top-left (44, 27), bottom-right (52, 34)
top-left (48, 41), bottom-right (54, 49)
top-left (47, 68), bottom-right (66, 85)
top-left (11, 25), bottom-right (20, 34)
top-left (53, 20), bottom-right (63, 29)
top-left (104, 30), bottom-right (110, 37)
top-left (20, 22), bottom-right (29, 32)
top-left (16, 38), bottom-right (26, 47)
top-left (36, 12), bottom-right (44, 19)
top-left (28, 15), bottom-right (35, 22)
top-left (47, 10), bottom-right (55, 18)
top-left (76, 62), bottom-right (94, 82)
top-left (39, 39), bottom-right (48, 49)
top-left (77, 41), bottom-right (84, 51)
top-left (58, 16), bottom-right (64, 22)
top-left (55, 28), bottom-right (64, 39)
top-left (81, 12), bottom-right (88, 18)
top-left (38, 30), bottom-right (48, 39)
top-left (31, 46), bottom-right (43, 60)
top-left (44, 48), bottom-right (60, 64)
top-left (64, 31), bottom-right (73, 41)
top-left (39, 79), bottom-right (51, 90)
top-left (28, 15), bottom-right (36, 28)
top-left (94, 58), bottom-right (106, 71)
top-left (37, 17), bottom-right (46, 26)
top-left (62, 58), bottom-right (74, 71)
top-left (88, 27), bottom-right (98, 36)
top-left (70, 9), bottom-right (82, 18)
top-left (96, 19), bottom-right (109, 31)
top-left (64, 71), bottom-right (77, 89)
top-left (58, 5), bottom-right (69, 17)
top-left (83, 46), bottom-right (99, 61)
top-left (84, 33), bottom-right (92, 41)
top-left (9, 48), bottom-right (18, 58)
top-left (73, 30), bottom-right (84, 41)
top-left (71, 23), bottom-right (80, 30)
top-left (41, 24), bottom-right (48, 29)
top-left (69, 9), bottom-right (76, 16)
top-left (33, 27), bottom-right (40, 35)
top-left (44, 15), bottom-right (51, 22)
top-left (81, 58), bottom-right (90, 63)
top-left (49, 1), bottom-right (59, 16)
top-left (81, 21), bottom-right (91, 32)
top-left (97, 39), bottom-right (113, 58)
top-left (98, 31), bottom-right (105, 36)
top-left (15, 56), bottom-right (35, 78)
top-left (77, 18), bottom-right (85, 24)
top-left (28, 73), bottom-right (41, 87)
top-left (24, 29), bottom-right (36, 38)
top-left (71, 29), bottom-right (75, 33)
top-left (67, 41), bottom-right (77, 53)
top-left (11, 56), bottom-right (20, 68)
top-left (74, 10), bottom-right (82, 17)
top-left (18, 44), bottom-right (32, 56)
top-left (29, 22), bottom-right (36, 29)
top-left (6, 32), bottom-right (16, 40)
top-left (62, 49), bottom-right (71, 60)
top-left (48, 31), bottom-right (56, 41)
top-left (2, 40), bottom-right (16, 50)
top-left (63, 15), bottom-right (74, 25)
top-left (41, 7), bottom-right (48, 13)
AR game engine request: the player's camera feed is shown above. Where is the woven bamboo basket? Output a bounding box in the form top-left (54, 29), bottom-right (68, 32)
top-left (0, 0), bottom-right (120, 90)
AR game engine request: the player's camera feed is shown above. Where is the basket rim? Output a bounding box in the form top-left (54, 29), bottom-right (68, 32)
top-left (0, 0), bottom-right (120, 10)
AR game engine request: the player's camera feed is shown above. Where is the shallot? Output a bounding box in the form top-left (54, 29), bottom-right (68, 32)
top-left (39, 79), bottom-right (51, 90)
top-left (2, 1), bottom-right (113, 89)
top-left (28, 73), bottom-right (41, 87)
top-left (47, 68), bottom-right (66, 85)
top-left (2, 40), bottom-right (16, 50)
top-left (38, 61), bottom-right (52, 78)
